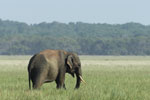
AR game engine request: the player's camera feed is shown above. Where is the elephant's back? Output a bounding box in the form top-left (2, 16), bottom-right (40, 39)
top-left (39, 49), bottom-right (59, 57)
top-left (36, 50), bottom-right (59, 76)
top-left (32, 53), bottom-right (59, 81)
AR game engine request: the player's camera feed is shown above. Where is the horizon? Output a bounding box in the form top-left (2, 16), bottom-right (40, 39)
top-left (0, 0), bottom-right (150, 25)
top-left (0, 18), bottom-right (149, 26)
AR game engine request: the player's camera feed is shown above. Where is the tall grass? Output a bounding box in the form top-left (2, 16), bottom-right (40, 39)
top-left (0, 56), bottom-right (150, 100)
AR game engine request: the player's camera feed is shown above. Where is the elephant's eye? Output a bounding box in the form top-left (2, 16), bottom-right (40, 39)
top-left (71, 58), bottom-right (74, 62)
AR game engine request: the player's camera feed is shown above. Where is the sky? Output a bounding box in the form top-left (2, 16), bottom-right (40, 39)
top-left (0, 0), bottom-right (150, 25)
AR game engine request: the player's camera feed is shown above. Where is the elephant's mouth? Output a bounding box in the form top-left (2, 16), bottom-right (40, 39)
top-left (69, 69), bottom-right (76, 77)
top-left (71, 72), bottom-right (75, 77)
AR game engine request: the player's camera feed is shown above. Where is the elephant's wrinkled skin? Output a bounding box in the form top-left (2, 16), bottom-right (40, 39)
top-left (28, 49), bottom-right (85, 89)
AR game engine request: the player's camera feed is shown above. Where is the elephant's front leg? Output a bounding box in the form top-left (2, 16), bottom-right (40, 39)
top-left (63, 84), bottom-right (66, 89)
top-left (55, 72), bottom-right (66, 89)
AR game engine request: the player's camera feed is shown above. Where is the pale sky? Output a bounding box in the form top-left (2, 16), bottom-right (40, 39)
top-left (0, 0), bottom-right (150, 25)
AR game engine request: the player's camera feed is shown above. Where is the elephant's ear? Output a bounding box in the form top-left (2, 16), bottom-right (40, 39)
top-left (67, 55), bottom-right (73, 69)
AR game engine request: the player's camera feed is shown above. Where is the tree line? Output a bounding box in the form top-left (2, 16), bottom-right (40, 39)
top-left (0, 19), bottom-right (150, 55)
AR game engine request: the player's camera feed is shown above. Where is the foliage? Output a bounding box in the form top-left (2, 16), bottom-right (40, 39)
top-left (1, 19), bottom-right (150, 55)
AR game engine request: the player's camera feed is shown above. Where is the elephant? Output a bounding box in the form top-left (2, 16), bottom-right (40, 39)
top-left (28, 49), bottom-right (85, 89)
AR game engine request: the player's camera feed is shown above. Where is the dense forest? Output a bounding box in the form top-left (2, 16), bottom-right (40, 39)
top-left (0, 19), bottom-right (150, 55)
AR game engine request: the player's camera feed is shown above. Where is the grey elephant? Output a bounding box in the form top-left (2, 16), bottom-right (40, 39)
top-left (28, 49), bottom-right (85, 89)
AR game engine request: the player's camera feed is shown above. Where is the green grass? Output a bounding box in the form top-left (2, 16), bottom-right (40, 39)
top-left (0, 56), bottom-right (150, 100)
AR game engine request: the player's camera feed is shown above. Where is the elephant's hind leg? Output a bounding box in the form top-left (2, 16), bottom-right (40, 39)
top-left (32, 79), bottom-right (43, 89)
top-left (32, 75), bottom-right (45, 89)
top-left (32, 68), bottom-right (48, 89)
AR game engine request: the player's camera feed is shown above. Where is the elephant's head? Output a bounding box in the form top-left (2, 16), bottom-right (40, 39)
top-left (66, 53), bottom-right (86, 89)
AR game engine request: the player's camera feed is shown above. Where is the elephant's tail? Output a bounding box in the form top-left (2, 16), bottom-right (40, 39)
top-left (28, 58), bottom-right (32, 90)
top-left (28, 62), bottom-right (32, 90)
top-left (28, 71), bottom-right (31, 90)
top-left (28, 54), bottom-right (37, 90)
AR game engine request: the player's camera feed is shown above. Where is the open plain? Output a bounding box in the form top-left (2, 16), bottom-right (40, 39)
top-left (0, 56), bottom-right (150, 100)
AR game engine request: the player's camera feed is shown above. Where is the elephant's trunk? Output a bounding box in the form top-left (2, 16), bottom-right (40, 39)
top-left (75, 68), bottom-right (86, 89)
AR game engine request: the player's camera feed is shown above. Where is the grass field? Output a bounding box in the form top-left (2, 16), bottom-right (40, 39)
top-left (0, 56), bottom-right (150, 100)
